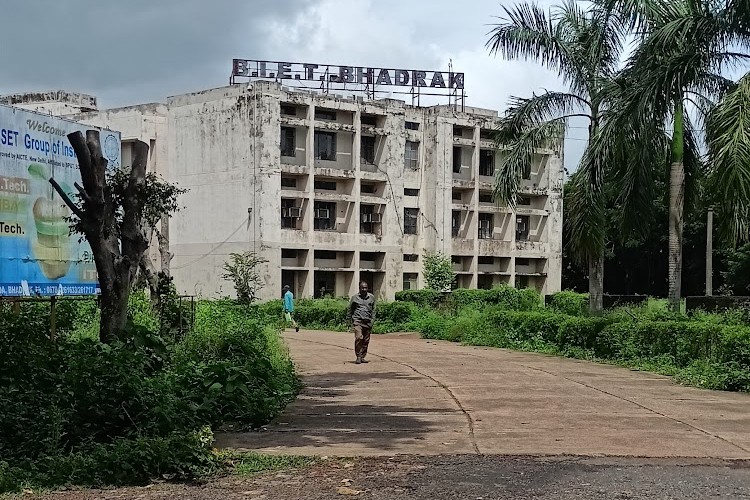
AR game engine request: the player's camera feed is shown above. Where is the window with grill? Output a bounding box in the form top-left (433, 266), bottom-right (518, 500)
top-left (314, 201), bottom-right (336, 230)
top-left (315, 109), bottom-right (336, 121)
top-left (404, 188), bottom-right (419, 197)
top-left (314, 180), bottom-right (337, 190)
top-left (479, 150), bottom-right (495, 176)
top-left (404, 141), bottom-right (419, 170)
top-left (281, 127), bottom-right (295, 157)
top-left (281, 176), bottom-right (297, 188)
top-left (404, 208), bottom-right (419, 234)
top-left (361, 135), bottom-right (376, 164)
top-left (453, 146), bottom-right (462, 173)
top-left (516, 275), bottom-right (529, 289)
top-left (452, 210), bottom-right (461, 237)
top-left (516, 215), bottom-right (530, 241)
top-left (361, 114), bottom-right (378, 126)
top-left (478, 213), bottom-right (494, 239)
top-left (478, 274), bottom-right (494, 290)
top-left (360, 204), bottom-right (380, 234)
top-left (314, 131), bottom-right (337, 160)
top-left (403, 254), bottom-right (419, 262)
top-left (403, 272), bottom-right (418, 290)
top-left (405, 121), bottom-right (419, 130)
top-left (281, 199), bottom-right (300, 229)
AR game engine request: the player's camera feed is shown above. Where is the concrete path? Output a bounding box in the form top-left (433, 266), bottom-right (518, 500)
top-left (217, 330), bottom-right (750, 458)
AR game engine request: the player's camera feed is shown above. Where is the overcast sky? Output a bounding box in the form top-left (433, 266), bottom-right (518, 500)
top-left (1, 0), bottom-right (590, 171)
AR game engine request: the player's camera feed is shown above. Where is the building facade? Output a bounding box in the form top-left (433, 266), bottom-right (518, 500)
top-left (4, 83), bottom-right (563, 301)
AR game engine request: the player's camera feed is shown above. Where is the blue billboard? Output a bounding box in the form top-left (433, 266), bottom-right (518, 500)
top-left (0, 104), bottom-right (121, 296)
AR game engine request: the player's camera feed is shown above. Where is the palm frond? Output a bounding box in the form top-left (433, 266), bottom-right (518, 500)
top-left (706, 71), bottom-right (750, 244)
top-left (503, 91), bottom-right (591, 130)
top-left (486, 3), bottom-right (578, 81)
top-left (493, 119), bottom-right (565, 208)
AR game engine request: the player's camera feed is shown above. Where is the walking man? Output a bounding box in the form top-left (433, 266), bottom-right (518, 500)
top-left (347, 281), bottom-right (375, 364)
top-left (282, 285), bottom-right (299, 332)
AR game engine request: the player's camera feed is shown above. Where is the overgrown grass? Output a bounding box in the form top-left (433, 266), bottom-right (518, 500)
top-left (224, 452), bottom-right (319, 476)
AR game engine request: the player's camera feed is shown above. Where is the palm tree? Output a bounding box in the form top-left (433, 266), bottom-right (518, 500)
top-left (592, 0), bottom-right (750, 310)
top-left (486, 1), bottom-right (630, 312)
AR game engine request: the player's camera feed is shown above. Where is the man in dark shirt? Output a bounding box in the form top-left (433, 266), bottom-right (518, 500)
top-left (347, 281), bottom-right (375, 364)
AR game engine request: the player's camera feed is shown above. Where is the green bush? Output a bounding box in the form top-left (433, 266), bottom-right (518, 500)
top-left (373, 301), bottom-right (414, 333)
top-left (0, 296), bottom-right (297, 493)
top-left (548, 291), bottom-right (588, 316)
top-left (293, 298), bottom-right (348, 330)
top-left (395, 289), bottom-right (442, 308)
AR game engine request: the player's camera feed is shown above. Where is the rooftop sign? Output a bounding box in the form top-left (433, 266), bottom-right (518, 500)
top-left (232, 59), bottom-right (464, 90)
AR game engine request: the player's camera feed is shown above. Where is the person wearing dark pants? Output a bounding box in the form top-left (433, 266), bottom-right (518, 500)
top-left (347, 281), bottom-right (375, 364)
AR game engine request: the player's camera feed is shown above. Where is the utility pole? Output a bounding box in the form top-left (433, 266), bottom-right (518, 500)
top-left (706, 207), bottom-right (714, 296)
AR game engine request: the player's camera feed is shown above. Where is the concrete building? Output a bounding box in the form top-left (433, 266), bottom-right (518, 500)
top-left (3, 83), bottom-right (564, 301)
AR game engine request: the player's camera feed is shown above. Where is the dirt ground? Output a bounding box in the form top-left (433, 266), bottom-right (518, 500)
top-left (33, 455), bottom-right (750, 499)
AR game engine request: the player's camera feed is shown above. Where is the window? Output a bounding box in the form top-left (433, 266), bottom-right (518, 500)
top-left (403, 272), bottom-right (418, 290)
top-left (361, 252), bottom-right (379, 261)
top-left (314, 180), bottom-right (337, 190)
top-left (314, 250), bottom-right (337, 260)
top-left (478, 256), bottom-right (494, 265)
top-left (281, 176), bottom-right (297, 188)
top-left (479, 192), bottom-right (493, 203)
top-left (478, 213), bottom-right (494, 239)
top-left (360, 204), bottom-right (380, 234)
top-left (452, 190), bottom-right (462, 201)
top-left (281, 248), bottom-right (298, 259)
top-left (452, 210), bottom-right (461, 237)
top-left (479, 150), bottom-right (495, 176)
top-left (360, 183), bottom-right (376, 194)
top-left (517, 195), bottom-right (532, 206)
top-left (281, 104), bottom-right (297, 116)
top-left (522, 162), bottom-right (532, 180)
top-left (516, 215), bottom-right (530, 241)
top-left (403, 254), bottom-right (419, 262)
top-left (404, 141), bottom-right (419, 170)
top-left (480, 129), bottom-right (494, 140)
top-left (281, 199), bottom-right (301, 229)
top-left (453, 125), bottom-right (467, 137)
top-left (315, 109), bottom-right (336, 121)
top-left (404, 188), bottom-right (419, 197)
top-left (361, 114), bottom-right (377, 126)
top-left (315, 271), bottom-right (336, 298)
top-left (314, 201), bottom-right (336, 230)
top-left (314, 131), bottom-right (337, 160)
top-left (516, 258), bottom-right (530, 266)
top-left (405, 121), bottom-right (419, 130)
top-left (516, 275), bottom-right (530, 289)
top-left (361, 135), bottom-right (376, 164)
top-left (453, 146), bottom-right (462, 173)
top-left (478, 274), bottom-right (494, 290)
top-left (404, 208), bottom-right (419, 234)
top-left (451, 255), bottom-right (461, 264)
top-left (281, 127), bottom-right (295, 157)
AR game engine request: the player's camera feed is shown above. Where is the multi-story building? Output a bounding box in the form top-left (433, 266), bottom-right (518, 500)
top-left (3, 82), bottom-right (563, 301)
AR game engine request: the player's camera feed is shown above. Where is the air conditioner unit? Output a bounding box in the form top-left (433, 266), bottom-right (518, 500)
top-left (287, 207), bottom-right (302, 218)
top-left (315, 209), bottom-right (330, 219)
top-left (369, 213), bottom-right (382, 223)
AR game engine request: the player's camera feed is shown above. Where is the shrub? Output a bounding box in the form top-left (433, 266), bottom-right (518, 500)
top-left (547, 291), bottom-right (588, 316)
top-left (423, 252), bottom-right (454, 291)
top-left (395, 289), bottom-right (442, 308)
top-left (373, 301), bottom-right (414, 333)
top-left (293, 298), bottom-right (348, 330)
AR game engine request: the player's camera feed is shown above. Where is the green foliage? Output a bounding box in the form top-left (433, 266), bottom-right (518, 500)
top-left (548, 291), bottom-right (588, 316)
top-left (293, 298), bottom-right (349, 330)
top-left (395, 289), bottom-right (442, 308)
top-left (227, 453), bottom-right (318, 476)
top-left (720, 243), bottom-right (750, 295)
top-left (0, 295), bottom-right (297, 493)
top-left (221, 251), bottom-right (268, 304)
top-left (423, 252), bottom-right (454, 291)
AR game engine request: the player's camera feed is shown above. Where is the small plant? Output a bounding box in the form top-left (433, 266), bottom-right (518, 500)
top-left (221, 252), bottom-right (268, 304)
top-left (423, 252), bottom-right (454, 291)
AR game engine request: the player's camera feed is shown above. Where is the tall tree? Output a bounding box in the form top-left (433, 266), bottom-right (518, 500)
top-left (486, 0), bottom-right (630, 312)
top-left (50, 131), bottom-right (184, 342)
top-left (593, 0), bottom-right (750, 310)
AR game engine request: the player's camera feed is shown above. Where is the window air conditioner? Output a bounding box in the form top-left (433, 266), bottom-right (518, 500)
top-left (288, 207), bottom-right (302, 218)
top-left (370, 213), bottom-right (382, 223)
top-left (315, 209), bottom-right (330, 219)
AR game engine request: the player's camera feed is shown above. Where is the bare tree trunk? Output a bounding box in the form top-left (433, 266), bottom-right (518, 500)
top-left (50, 131), bottom-right (150, 342)
top-left (158, 216), bottom-right (173, 277)
top-left (588, 252), bottom-right (604, 314)
top-left (668, 160), bottom-right (685, 312)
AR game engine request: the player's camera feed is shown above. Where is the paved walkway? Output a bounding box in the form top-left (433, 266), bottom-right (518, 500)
top-left (217, 330), bottom-right (750, 458)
